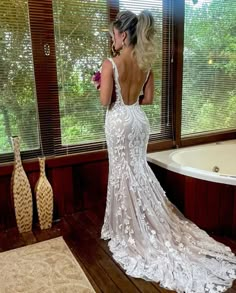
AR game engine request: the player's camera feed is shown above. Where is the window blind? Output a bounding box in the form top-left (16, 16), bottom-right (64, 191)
top-left (0, 0), bottom-right (173, 162)
top-left (182, 0), bottom-right (236, 137)
top-left (119, 0), bottom-right (173, 141)
top-left (52, 0), bottom-right (109, 155)
top-left (52, 0), bottom-right (173, 156)
top-left (0, 0), bottom-right (40, 156)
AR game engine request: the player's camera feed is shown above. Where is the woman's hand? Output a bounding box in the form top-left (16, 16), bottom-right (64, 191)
top-left (91, 70), bottom-right (101, 90)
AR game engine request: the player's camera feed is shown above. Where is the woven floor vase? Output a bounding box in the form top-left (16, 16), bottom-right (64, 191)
top-left (11, 136), bottom-right (33, 233)
top-left (35, 157), bottom-right (53, 230)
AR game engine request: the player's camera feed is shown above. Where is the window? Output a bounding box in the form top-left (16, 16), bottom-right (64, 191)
top-left (182, 0), bottom-right (236, 136)
top-left (6, 0), bottom-right (235, 163)
top-left (113, 0), bottom-right (170, 139)
top-left (0, 0), bottom-right (40, 155)
top-left (52, 0), bottom-right (171, 155)
top-left (53, 0), bottom-right (109, 149)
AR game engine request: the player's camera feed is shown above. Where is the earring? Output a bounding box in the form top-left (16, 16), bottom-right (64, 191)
top-left (111, 43), bottom-right (120, 57)
top-left (111, 44), bottom-right (116, 56)
top-left (122, 41), bottom-right (124, 48)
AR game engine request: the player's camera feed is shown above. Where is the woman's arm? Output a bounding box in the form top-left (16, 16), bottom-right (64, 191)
top-left (139, 70), bottom-right (154, 105)
top-left (100, 59), bottom-right (113, 106)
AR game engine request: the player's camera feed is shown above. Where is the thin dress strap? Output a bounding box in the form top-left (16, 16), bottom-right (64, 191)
top-left (144, 70), bottom-right (150, 84)
top-left (140, 70), bottom-right (150, 95)
top-left (107, 58), bottom-right (123, 104)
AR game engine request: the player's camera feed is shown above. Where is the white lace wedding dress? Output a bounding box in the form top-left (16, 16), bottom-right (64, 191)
top-left (101, 58), bottom-right (236, 293)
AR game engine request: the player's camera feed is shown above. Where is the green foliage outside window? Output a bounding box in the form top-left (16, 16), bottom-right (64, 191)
top-left (182, 0), bottom-right (236, 135)
top-left (0, 0), bottom-right (235, 155)
top-left (0, 0), bottom-right (39, 153)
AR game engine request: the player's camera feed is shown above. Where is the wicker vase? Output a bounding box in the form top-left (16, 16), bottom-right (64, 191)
top-left (11, 136), bottom-right (33, 233)
top-left (35, 157), bottom-right (53, 230)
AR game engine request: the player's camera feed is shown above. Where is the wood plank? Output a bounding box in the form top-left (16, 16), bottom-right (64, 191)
top-left (0, 230), bottom-right (8, 252)
top-left (27, 171), bottom-right (40, 225)
top-left (21, 231), bottom-right (37, 245)
top-left (65, 238), bottom-right (102, 293)
top-left (70, 214), bottom-right (141, 292)
top-left (4, 228), bottom-right (25, 251)
top-left (73, 161), bottom-right (108, 210)
top-left (0, 175), bottom-right (16, 230)
top-left (63, 215), bottom-right (120, 292)
top-left (50, 166), bottom-right (74, 218)
top-left (165, 171), bottom-right (185, 213)
top-left (219, 185), bottom-right (234, 236)
top-left (61, 217), bottom-right (101, 293)
top-left (148, 164), bottom-right (167, 191)
top-left (194, 179), bottom-right (208, 229)
top-left (34, 220), bottom-right (61, 242)
top-left (206, 181), bottom-right (220, 234)
top-left (82, 211), bottom-right (167, 293)
top-left (184, 176), bottom-right (196, 221)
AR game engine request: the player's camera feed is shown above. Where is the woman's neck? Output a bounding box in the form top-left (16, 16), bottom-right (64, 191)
top-left (121, 45), bottom-right (134, 58)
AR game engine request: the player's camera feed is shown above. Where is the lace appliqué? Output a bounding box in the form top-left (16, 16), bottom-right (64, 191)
top-left (101, 58), bottom-right (236, 293)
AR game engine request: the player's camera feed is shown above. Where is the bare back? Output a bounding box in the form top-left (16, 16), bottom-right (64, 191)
top-left (113, 55), bottom-right (148, 105)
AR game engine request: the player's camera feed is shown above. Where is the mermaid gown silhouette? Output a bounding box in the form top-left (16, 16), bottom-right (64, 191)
top-left (101, 58), bottom-right (236, 293)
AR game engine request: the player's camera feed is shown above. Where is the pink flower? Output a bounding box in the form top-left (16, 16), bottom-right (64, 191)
top-left (91, 70), bottom-right (101, 90)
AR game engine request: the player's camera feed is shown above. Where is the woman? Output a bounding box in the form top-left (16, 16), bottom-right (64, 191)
top-left (99, 10), bottom-right (236, 293)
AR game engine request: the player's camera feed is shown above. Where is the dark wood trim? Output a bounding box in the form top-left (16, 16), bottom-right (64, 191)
top-left (109, 0), bottom-right (119, 21)
top-left (161, 0), bottom-right (173, 138)
top-left (147, 139), bottom-right (174, 153)
top-left (1, 0), bottom-right (235, 166)
top-left (47, 149), bottom-right (108, 168)
top-left (0, 149), bottom-right (108, 176)
top-left (28, 0), bottom-right (60, 156)
top-left (172, 0), bottom-right (185, 148)
top-left (0, 137), bottom-right (176, 176)
top-left (181, 131), bottom-right (236, 147)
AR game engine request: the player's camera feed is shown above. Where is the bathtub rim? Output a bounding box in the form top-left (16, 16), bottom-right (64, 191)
top-left (147, 140), bottom-right (236, 186)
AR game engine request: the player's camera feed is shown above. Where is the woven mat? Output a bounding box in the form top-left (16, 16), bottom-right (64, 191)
top-left (0, 236), bottom-right (95, 293)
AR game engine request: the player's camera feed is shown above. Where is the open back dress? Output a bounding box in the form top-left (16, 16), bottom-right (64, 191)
top-left (101, 58), bottom-right (236, 293)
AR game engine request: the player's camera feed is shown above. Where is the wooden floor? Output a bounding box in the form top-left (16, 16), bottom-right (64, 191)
top-left (0, 207), bottom-right (236, 292)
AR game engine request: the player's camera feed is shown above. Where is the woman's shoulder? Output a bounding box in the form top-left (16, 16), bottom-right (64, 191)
top-left (102, 58), bottom-right (113, 69)
top-left (102, 56), bottom-right (122, 70)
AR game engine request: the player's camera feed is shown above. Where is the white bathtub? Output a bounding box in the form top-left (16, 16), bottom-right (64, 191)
top-left (147, 140), bottom-right (236, 186)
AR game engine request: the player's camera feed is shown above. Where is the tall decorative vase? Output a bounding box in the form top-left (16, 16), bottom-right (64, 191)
top-left (11, 136), bottom-right (33, 233)
top-left (35, 157), bottom-right (53, 230)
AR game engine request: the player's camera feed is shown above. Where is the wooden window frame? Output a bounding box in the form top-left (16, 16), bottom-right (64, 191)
top-left (1, 0), bottom-right (235, 165)
top-left (173, 0), bottom-right (236, 148)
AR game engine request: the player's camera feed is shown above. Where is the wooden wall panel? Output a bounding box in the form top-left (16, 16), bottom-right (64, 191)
top-left (0, 176), bottom-right (16, 230)
top-left (149, 163), bottom-right (236, 238)
top-left (0, 153), bottom-right (109, 232)
top-left (27, 171), bottom-right (40, 225)
top-left (233, 187), bottom-right (236, 237)
top-left (184, 176), bottom-right (196, 221)
top-left (205, 181), bottom-right (220, 234)
top-left (50, 167), bottom-right (75, 220)
top-left (148, 163), bottom-right (167, 188)
top-left (148, 163), bottom-right (185, 213)
top-left (219, 185), bottom-right (234, 235)
top-left (165, 170), bottom-right (185, 213)
top-left (194, 180), bottom-right (208, 230)
top-left (73, 161), bottom-right (108, 210)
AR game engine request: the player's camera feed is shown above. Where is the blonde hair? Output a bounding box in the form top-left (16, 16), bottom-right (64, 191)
top-left (112, 10), bottom-right (157, 70)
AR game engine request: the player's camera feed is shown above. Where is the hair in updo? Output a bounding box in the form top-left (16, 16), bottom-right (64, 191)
top-left (111, 10), bottom-right (157, 71)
